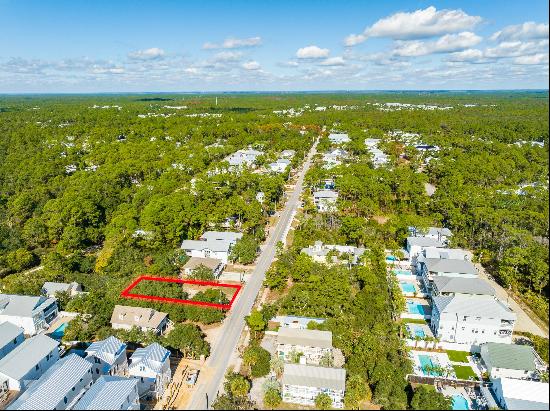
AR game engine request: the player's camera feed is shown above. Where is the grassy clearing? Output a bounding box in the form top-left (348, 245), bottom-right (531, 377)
top-left (446, 350), bottom-right (470, 363)
top-left (453, 365), bottom-right (478, 380)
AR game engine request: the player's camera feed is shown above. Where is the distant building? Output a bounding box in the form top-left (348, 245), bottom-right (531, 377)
top-left (226, 148), bottom-right (263, 169)
top-left (269, 315), bottom-right (325, 330)
top-left (328, 133), bottom-right (351, 144)
top-left (268, 159), bottom-right (291, 173)
top-left (301, 241), bottom-right (365, 265)
top-left (41, 282), bottom-right (82, 298)
top-left (0, 334), bottom-right (59, 391)
top-left (406, 237), bottom-right (447, 259)
top-left (431, 277), bottom-right (495, 298)
top-left (419, 258), bottom-right (478, 293)
top-left (0, 294), bottom-right (58, 336)
top-left (280, 150), bottom-right (296, 159)
top-left (277, 328), bottom-right (332, 365)
top-left (74, 376), bottom-right (140, 410)
top-left (490, 377), bottom-right (549, 410)
top-left (85, 336), bottom-right (128, 381)
top-left (313, 190), bottom-right (338, 212)
top-left (182, 257), bottom-right (224, 278)
top-left (0, 322), bottom-right (24, 360)
top-left (7, 353), bottom-right (93, 410)
top-left (409, 226), bottom-right (452, 242)
top-left (282, 363), bottom-right (346, 409)
top-left (128, 343), bottom-right (171, 400)
top-left (480, 342), bottom-right (546, 381)
top-left (111, 305), bottom-right (168, 335)
top-left (181, 231), bottom-right (243, 264)
top-left (431, 295), bottom-right (516, 346)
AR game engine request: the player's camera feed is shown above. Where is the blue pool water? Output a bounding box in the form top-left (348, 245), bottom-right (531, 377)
top-left (406, 300), bottom-right (425, 315)
top-left (411, 326), bottom-right (426, 338)
top-left (418, 355), bottom-right (442, 376)
top-left (386, 256), bottom-right (398, 262)
top-left (400, 282), bottom-right (416, 293)
top-left (393, 269), bottom-right (413, 276)
top-left (452, 395), bottom-right (469, 410)
top-left (50, 322), bottom-right (68, 339)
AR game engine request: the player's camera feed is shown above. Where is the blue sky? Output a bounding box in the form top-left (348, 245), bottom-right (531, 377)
top-left (0, 0), bottom-right (548, 92)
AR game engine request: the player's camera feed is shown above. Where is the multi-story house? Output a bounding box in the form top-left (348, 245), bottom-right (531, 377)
top-left (74, 376), bottom-right (140, 410)
top-left (0, 294), bottom-right (58, 336)
top-left (282, 364), bottom-right (346, 409)
top-left (181, 231), bottom-right (243, 264)
top-left (419, 258), bottom-right (478, 293)
top-left (111, 305), bottom-right (168, 335)
top-left (312, 190), bottom-right (338, 213)
top-left (0, 322), bottom-right (24, 360)
top-left (276, 328), bottom-right (332, 365)
top-left (431, 295), bottom-right (516, 346)
top-left (490, 378), bottom-right (549, 410)
top-left (405, 237), bottom-right (447, 260)
top-left (328, 133), bottom-right (350, 144)
top-left (128, 343), bottom-right (171, 400)
top-left (41, 282), bottom-right (82, 298)
top-left (431, 277), bottom-right (496, 298)
top-left (85, 336), bottom-right (128, 381)
top-left (301, 241), bottom-right (365, 265)
top-left (480, 342), bottom-right (547, 381)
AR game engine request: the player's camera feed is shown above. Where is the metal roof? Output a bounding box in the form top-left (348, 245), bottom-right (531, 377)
top-left (7, 354), bottom-right (92, 410)
top-left (0, 294), bottom-right (56, 317)
top-left (494, 378), bottom-right (549, 410)
top-left (180, 238), bottom-right (233, 253)
top-left (313, 190), bottom-right (338, 199)
top-left (74, 376), bottom-right (138, 410)
top-left (481, 343), bottom-right (536, 371)
top-left (406, 237), bottom-right (446, 248)
top-left (0, 334), bottom-right (58, 381)
top-left (200, 231), bottom-right (242, 242)
top-left (85, 336), bottom-right (126, 366)
top-left (425, 258), bottom-right (478, 275)
top-left (41, 282), bottom-right (79, 296)
top-left (0, 322), bottom-right (24, 350)
top-left (432, 277), bottom-right (495, 296)
top-left (282, 364), bottom-right (346, 391)
top-left (432, 295), bottom-right (516, 320)
top-left (129, 343), bottom-right (170, 375)
top-left (277, 328), bottom-right (332, 349)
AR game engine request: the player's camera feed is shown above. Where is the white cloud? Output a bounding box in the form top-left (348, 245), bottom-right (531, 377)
top-left (319, 56), bottom-right (346, 66)
top-left (212, 51), bottom-right (243, 62)
top-left (92, 66), bottom-right (125, 74)
top-left (242, 61), bottom-right (261, 70)
top-left (345, 6), bottom-right (482, 46)
top-left (203, 36), bottom-right (262, 49)
top-left (127, 47), bottom-right (165, 60)
top-left (447, 48), bottom-right (485, 62)
top-left (491, 22), bottom-right (549, 42)
top-left (296, 45), bottom-right (330, 59)
top-left (514, 53), bottom-right (549, 65)
top-left (393, 32), bottom-right (482, 57)
top-left (485, 39), bottom-right (548, 58)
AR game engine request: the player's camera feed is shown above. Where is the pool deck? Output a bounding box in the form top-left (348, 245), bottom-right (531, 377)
top-left (45, 313), bottom-right (76, 334)
top-left (401, 297), bottom-right (432, 320)
top-left (410, 350), bottom-right (455, 378)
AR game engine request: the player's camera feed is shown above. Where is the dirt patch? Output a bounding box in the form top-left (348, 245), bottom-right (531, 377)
top-left (372, 215), bottom-right (390, 224)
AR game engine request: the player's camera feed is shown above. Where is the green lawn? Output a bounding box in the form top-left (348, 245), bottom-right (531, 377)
top-left (401, 318), bottom-right (429, 325)
top-left (453, 365), bottom-right (478, 380)
top-left (447, 350), bottom-right (470, 363)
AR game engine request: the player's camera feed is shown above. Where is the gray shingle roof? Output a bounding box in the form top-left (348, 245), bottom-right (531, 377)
top-left (407, 237), bottom-right (446, 248)
top-left (432, 277), bottom-right (495, 296)
top-left (432, 295), bottom-right (516, 320)
top-left (282, 364), bottom-right (346, 391)
top-left (425, 258), bottom-right (478, 275)
top-left (111, 305), bottom-right (167, 330)
top-left (0, 322), bottom-right (24, 350)
top-left (6, 353), bottom-right (92, 410)
top-left (0, 334), bottom-right (58, 380)
top-left (200, 231), bottom-right (242, 243)
top-left (277, 328), bottom-right (332, 349)
top-left (74, 376), bottom-right (138, 410)
top-left (129, 343), bottom-right (170, 375)
top-left (481, 343), bottom-right (536, 371)
top-left (313, 190), bottom-right (338, 199)
top-left (182, 257), bottom-right (223, 271)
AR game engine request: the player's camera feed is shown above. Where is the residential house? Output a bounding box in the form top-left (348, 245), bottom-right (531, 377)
top-left (409, 226), bottom-right (453, 242)
top-left (276, 328), bottom-right (332, 365)
top-left (406, 237), bottom-right (447, 260)
top-left (490, 378), bottom-right (549, 410)
top-left (431, 277), bottom-right (495, 298)
top-left (0, 334), bottom-right (59, 391)
top-left (419, 258), bottom-right (478, 293)
top-left (269, 316), bottom-right (325, 330)
top-left (280, 150), bottom-right (296, 159)
top-left (364, 138), bottom-right (388, 167)
top-left (431, 295), bottom-right (516, 346)
top-left (322, 149), bottom-right (348, 169)
top-left (480, 342), bottom-right (546, 381)
top-left (180, 231), bottom-right (243, 264)
top-left (111, 305), bottom-right (168, 335)
top-left (7, 354), bottom-right (93, 410)
top-left (0, 294), bottom-right (58, 336)
top-left (85, 336), bottom-right (128, 381)
top-left (328, 133), bottom-right (350, 144)
top-left (268, 159), bottom-right (291, 173)
top-left (301, 241), bottom-right (365, 265)
top-left (74, 376), bottom-right (140, 410)
top-left (128, 343), bottom-right (171, 400)
top-left (41, 282), bottom-right (82, 298)
top-left (313, 190), bottom-right (338, 212)
top-left (0, 322), bottom-right (24, 360)
top-left (282, 363), bottom-right (346, 409)
top-left (225, 148), bottom-right (263, 169)
top-left (182, 257), bottom-right (224, 278)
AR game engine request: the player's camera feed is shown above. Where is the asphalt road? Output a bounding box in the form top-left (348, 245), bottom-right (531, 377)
top-left (187, 140), bottom-right (318, 410)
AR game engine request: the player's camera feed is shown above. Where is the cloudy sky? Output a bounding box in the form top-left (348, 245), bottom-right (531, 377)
top-left (0, 0), bottom-right (548, 92)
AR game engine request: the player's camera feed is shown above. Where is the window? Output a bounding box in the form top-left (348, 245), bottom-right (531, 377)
top-left (72, 387), bottom-right (75, 391)
top-left (96, 368), bottom-right (100, 374)
top-left (13, 339), bottom-right (17, 344)
top-left (64, 397), bottom-right (67, 404)
top-left (35, 364), bottom-right (40, 370)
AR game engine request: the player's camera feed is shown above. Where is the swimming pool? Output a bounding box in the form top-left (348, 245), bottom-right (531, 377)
top-left (452, 395), bottom-right (469, 410)
top-left (418, 355), bottom-right (442, 376)
top-left (400, 282), bottom-right (416, 293)
top-left (386, 255), bottom-right (397, 262)
top-left (406, 300), bottom-right (425, 315)
top-left (49, 322), bottom-right (68, 340)
top-left (410, 325), bottom-right (426, 338)
top-left (393, 269), bottom-right (413, 276)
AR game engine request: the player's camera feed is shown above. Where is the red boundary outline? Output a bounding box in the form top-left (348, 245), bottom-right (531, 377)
top-left (120, 275), bottom-right (242, 310)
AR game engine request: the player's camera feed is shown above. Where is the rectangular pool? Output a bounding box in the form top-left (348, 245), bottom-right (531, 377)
top-left (400, 282), bottom-right (416, 293)
top-left (410, 325), bottom-right (426, 338)
top-left (452, 395), bottom-right (469, 410)
top-left (49, 322), bottom-right (68, 340)
top-left (393, 269), bottom-right (413, 276)
top-left (406, 300), bottom-right (426, 315)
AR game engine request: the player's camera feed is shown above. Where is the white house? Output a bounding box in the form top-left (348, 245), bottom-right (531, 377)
top-left (313, 190), bottom-right (338, 212)
top-left (280, 150), bottom-right (296, 159)
top-left (276, 328), bottom-right (333, 365)
top-left (41, 282), bottom-right (82, 298)
top-left (268, 159), bottom-right (291, 173)
top-left (406, 237), bottom-right (447, 259)
top-left (431, 277), bottom-right (495, 298)
top-left (301, 241), bottom-right (366, 265)
top-left (180, 231), bottom-right (243, 264)
top-left (269, 316), bottom-right (325, 330)
top-left (85, 336), bottom-right (128, 381)
top-left (328, 133), bottom-right (350, 144)
top-left (182, 257), bottom-right (224, 278)
top-left (111, 305), bottom-right (168, 335)
top-left (0, 294), bottom-right (58, 336)
top-left (0, 334), bottom-right (59, 391)
top-left (409, 226), bottom-right (452, 242)
top-left (431, 295), bottom-right (516, 346)
top-left (128, 343), bottom-right (171, 400)
top-left (490, 378), bottom-right (549, 410)
top-left (0, 322), bottom-right (24, 360)
top-left (419, 258), bottom-right (478, 293)
top-left (226, 148), bottom-right (263, 169)
top-left (7, 353), bottom-right (93, 410)
top-left (74, 376), bottom-right (140, 410)
top-left (282, 363), bottom-right (346, 409)
top-left (480, 342), bottom-right (546, 381)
